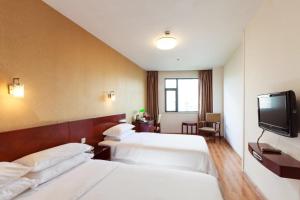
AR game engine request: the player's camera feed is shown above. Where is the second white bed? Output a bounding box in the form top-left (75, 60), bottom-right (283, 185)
top-left (17, 160), bottom-right (223, 200)
top-left (99, 132), bottom-right (217, 176)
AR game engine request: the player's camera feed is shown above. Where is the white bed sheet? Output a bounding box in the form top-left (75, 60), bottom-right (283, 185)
top-left (100, 133), bottom-right (217, 176)
top-left (17, 160), bottom-right (223, 200)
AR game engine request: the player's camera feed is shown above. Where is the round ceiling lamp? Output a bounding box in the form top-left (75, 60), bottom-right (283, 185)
top-left (156, 31), bottom-right (177, 50)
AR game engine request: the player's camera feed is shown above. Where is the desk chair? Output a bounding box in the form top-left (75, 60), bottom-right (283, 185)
top-left (154, 114), bottom-right (161, 133)
top-left (199, 113), bottom-right (221, 142)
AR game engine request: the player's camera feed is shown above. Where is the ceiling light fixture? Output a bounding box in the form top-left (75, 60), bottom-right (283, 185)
top-left (156, 31), bottom-right (177, 50)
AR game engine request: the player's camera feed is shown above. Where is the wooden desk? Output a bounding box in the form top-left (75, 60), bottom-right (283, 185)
top-left (133, 120), bottom-right (155, 132)
top-left (182, 122), bottom-right (198, 134)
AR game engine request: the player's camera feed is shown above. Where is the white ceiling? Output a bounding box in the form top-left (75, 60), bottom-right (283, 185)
top-left (43, 0), bottom-right (262, 71)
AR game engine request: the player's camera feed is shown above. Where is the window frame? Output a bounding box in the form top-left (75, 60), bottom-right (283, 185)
top-left (164, 78), bottom-right (198, 113)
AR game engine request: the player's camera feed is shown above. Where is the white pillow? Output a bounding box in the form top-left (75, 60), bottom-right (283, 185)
top-left (103, 123), bottom-right (135, 138)
top-left (14, 143), bottom-right (93, 172)
top-left (104, 130), bottom-right (135, 141)
top-left (25, 153), bottom-right (93, 185)
top-left (0, 178), bottom-right (35, 200)
top-left (0, 162), bottom-right (31, 187)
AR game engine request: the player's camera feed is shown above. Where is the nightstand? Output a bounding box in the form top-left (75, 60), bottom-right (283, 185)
top-left (92, 145), bottom-right (111, 161)
top-left (132, 120), bottom-right (155, 132)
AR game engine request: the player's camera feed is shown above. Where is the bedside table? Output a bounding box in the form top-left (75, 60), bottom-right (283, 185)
top-left (92, 145), bottom-right (111, 161)
top-left (132, 120), bottom-right (155, 132)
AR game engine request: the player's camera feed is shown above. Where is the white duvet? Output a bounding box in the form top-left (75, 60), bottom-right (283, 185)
top-left (100, 133), bottom-right (217, 176)
top-left (17, 160), bottom-right (223, 200)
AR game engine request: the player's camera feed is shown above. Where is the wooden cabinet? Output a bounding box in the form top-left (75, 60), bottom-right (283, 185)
top-left (132, 120), bottom-right (155, 132)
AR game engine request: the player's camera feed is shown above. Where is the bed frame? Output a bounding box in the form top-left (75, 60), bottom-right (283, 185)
top-left (0, 114), bottom-right (125, 161)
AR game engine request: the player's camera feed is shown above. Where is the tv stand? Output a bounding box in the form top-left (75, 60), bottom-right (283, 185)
top-left (248, 143), bottom-right (300, 179)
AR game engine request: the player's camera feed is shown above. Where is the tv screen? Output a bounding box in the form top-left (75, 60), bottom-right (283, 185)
top-left (257, 91), bottom-right (298, 137)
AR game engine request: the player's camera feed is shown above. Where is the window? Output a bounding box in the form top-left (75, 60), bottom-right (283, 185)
top-left (165, 78), bottom-right (198, 112)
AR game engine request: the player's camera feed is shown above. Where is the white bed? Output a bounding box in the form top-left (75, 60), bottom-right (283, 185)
top-left (99, 132), bottom-right (217, 176)
top-left (16, 159), bottom-right (223, 200)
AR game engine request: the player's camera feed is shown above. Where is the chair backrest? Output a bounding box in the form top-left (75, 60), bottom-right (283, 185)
top-left (206, 113), bottom-right (221, 123)
top-left (156, 114), bottom-right (162, 124)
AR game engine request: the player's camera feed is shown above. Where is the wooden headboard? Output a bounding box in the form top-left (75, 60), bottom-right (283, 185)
top-left (0, 114), bottom-right (125, 161)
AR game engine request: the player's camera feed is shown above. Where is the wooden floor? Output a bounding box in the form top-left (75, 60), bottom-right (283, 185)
top-left (207, 138), bottom-right (264, 200)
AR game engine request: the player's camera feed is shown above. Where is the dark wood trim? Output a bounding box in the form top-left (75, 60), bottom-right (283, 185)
top-left (0, 114), bottom-right (125, 161)
top-left (0, 122), bottom-right (70, 162)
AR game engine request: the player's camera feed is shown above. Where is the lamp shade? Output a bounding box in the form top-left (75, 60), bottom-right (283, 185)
top-left (10, 85), bottom-right (24, 97)
top-left (8, 78), bottom-right (24, 98)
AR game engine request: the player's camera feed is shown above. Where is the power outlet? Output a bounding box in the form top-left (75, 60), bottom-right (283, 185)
top-left (81, 138), bottom-right (86, 144)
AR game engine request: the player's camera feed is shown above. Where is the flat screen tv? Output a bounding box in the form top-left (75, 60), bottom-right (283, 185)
top-left (257, 90), bottom-right (298, 137)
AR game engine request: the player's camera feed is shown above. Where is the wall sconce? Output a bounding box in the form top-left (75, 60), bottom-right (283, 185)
top-left (8, 78), bottom-right (24, 98)
top-left (107, 91), bottom-right (116, 101)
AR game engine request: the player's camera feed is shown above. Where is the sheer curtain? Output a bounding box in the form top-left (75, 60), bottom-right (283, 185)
top-left (146, 71), bottom-right (159, 123)
top-left (198, 70), bottom-right (213, 122)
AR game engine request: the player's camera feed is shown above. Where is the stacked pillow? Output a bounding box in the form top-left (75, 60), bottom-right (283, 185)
top-left (14, 143), bottom-right (93, 186)
top-left (104, 130), bottom-right (135, 141)
top-left (0, 162), bottom-right (35, 200)
top-left (0, 143), bottom-right (94, 199)
top-left (103, 123), bottom-right (135, 141)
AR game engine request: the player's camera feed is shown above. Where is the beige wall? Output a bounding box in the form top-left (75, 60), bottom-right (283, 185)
top-left (0, 0), bottom-right (146, 132)
top-left (223, 46), bottom-right (244, 157)
top-left (244, 0), bottom-right (300, 199)
top-left (212, 67), bottom-right (224, 115)
top-left (158, 69), bottom-right (223, 133)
